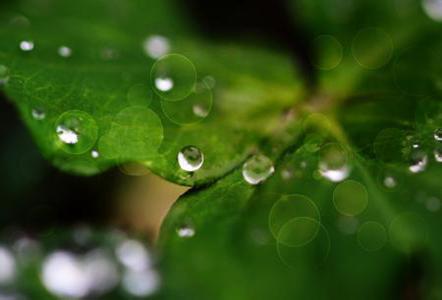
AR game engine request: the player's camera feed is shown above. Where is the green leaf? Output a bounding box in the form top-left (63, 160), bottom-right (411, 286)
top-left (0, 0), bottom-right (304, 185)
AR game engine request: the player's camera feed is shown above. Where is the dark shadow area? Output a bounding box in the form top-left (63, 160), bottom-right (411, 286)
top-left (177, 0), bottom-right (316, 87)
top-left (0, 93), bottom-right (123, 234)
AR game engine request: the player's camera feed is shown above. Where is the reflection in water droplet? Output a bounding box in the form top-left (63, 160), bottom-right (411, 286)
top-left (0, 65), bottom-right (10, 85)
top-left (31, 108), bottom-right (46, 120)
top-left (177, 225), bottom-right (195, 238)
top-left (312, 35), bottom-right (343, 70)
top-left (55, 110), bottom-right (98, 154)
top-left (151, 54), bottom-right (197, 101)
top-left (423, 0), bottom-right (442, 21)
top-left (383, 176), bottom-right (397, 188)
top-left (242, 154), bottom-right (274, 185)
top-left (122, 269), bottom-right (160, 297)
top-left (91, 149), bottom-right (100, 159)
top-left (357, 222), bottom-right (388, 251)
top-left (434, 128), bottom-right (442, 141)
top-left (333, 180), bottom-right (368, 216)
top-left (177, 146), bottom-right (204, 172)
top-left (116, 240), bottom-right (151, 272)
top-left (0, 246), bottom-right (16, 284)
top-left (143, 35), bottom-right (170, 59)
top-left (58, 46), bottom-right (72, 58)
top-left (426, 197), bottom-right (441, 212)
top-left (409, 150), bottom-right (428, 173)
top-left (57, 125), bottom-right (79, 144)
top-left (19, 40), bottom-right (34, 52)
top-left (155, 77), bottom-right (174, 92)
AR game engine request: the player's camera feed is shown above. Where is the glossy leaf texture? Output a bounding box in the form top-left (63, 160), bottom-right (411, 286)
top-left (0, 0), bottom-right (304, 185)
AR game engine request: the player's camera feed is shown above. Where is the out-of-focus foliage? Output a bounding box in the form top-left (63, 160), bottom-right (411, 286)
top-left (1, 0), bottom-right (442, 299)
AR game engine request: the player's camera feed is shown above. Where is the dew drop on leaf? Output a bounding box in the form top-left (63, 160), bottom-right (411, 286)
top-left (19, 40), bottom-right (34, 52)
top-left (177, 146), bottom-right (204, 172)
top-left (91, 149), bottom-right (100, 159)
top-left (383, 176), bottom-right (397, 188)
top-left (176, 225), bottom-right (195, 238)
top-left (408, 150), bottom-right (428, 173)
top-left (318, 143), bottom-right (350, 182)
top-left (57, 46), bottom-right (72, 58)
top-left (55, 110), bottom-right (98, 154)
top-left (151, 54), bottom-right (196, 101)
top-left (242, 154), bottom-right (275, 185)
top-left (31, 108), bottom-right (46, 120)
top-left (434, 128), bottom-right (442, 141)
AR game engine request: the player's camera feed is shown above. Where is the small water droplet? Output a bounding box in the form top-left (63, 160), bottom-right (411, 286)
top-left (409, 150), bottom-right (428, 173)
top-left (142, 35), bottom-right (170, 59)
top-left (19, 40), bottom-right (34, 52)
top-left (177, 146), bottom-right (204, 172)
top-left (434, 128), bottom-right (442, 141)
top-left (383, 176), bottom-right (397, 188)
top-left (57, 125), bottom-right (79, 144)
top-left (242, 154), bottom-right (275, 185)
top-left (58, 46), bottom-right (72, 58)
top-left (176, 225), bottom-right (195, 238)
top-left (91, 149), bottom-right (100, 159)
top-left (0, 65), bottom-right (10, 85)
top-left (155, 77), bottom-right (173, 92)
top-left (31, 108), bottom-right (46, 120)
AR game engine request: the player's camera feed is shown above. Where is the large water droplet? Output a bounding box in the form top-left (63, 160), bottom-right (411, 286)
top-left (151, 54), bottom-right (196, 101)
top-left (434, 128), bottom-right (442, 141)
top-left (58, 46), bottom-right (72, 58)
top-left (55, 110), bottom-right (98, 154)
top-left (177, 146), bottom-right (204, 172)
top-left (31, 108), bottom-right (46, 120)
top-left (242, 154), bottom-right (275, 185)
top-left (143, 35), bottom-right (170, 59)
top-left (318, 143), bottom-right (350, 182)
top-left (422, 0), bottom-right (442, 21)
top-left (408, 150), bottom-right (428, 173)
top-left (19, 40), bottom-right (34, 52)
top-left (0, 65), bottom-right (10, 85)
top-left (176, 225), bottom-right (195, 238)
